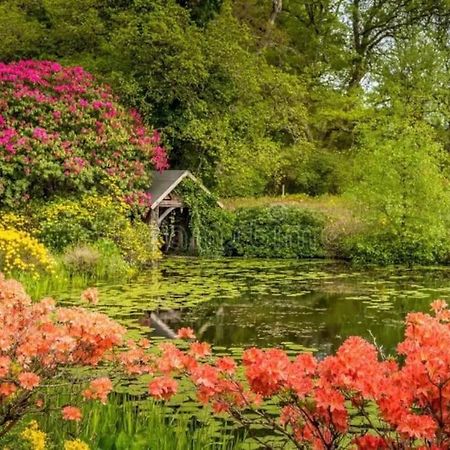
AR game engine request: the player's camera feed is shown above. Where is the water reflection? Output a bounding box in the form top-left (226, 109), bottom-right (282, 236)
top-left (57, 258), bottom-right (450, 356)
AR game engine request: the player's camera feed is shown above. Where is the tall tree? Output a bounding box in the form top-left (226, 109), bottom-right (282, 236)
top-left (343, 0), bottom-right (450, 88)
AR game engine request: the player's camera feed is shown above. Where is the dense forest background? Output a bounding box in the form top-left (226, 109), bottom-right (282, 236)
top-left (2, 0), bottom-right (448, 197)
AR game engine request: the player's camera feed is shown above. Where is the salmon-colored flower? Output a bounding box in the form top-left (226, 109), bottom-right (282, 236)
top-left (189, 342), bottom-right (211, 359)
top-left (176, 327), bottom-right (196, 340)
top-left (148, 376), bottom-right (178, 400)
top-left (0, 382), bottom-right (16, 397)
top-left (0, 356), bottom-right (10, 377)
top-left (216, 357), bottom-right (236, 375)
top-left (83, 377), bottom-right (113, 404)
top-left (62, 406), bottom-right (82, 422)
top-left (80, 287), bottom-right (99, 305)
top-left (18, 372), bottom-right (40, 390)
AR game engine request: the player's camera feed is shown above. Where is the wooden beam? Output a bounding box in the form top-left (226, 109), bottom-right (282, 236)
top-left (158, 207), bottom-right (176, 226)
top-left (159, 199), bottom-right (184, 208)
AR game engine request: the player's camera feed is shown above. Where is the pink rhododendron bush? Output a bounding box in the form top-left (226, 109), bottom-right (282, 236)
top-left (2, 273), bottom-right (450, 449)
top-left (0, 60), bottom-right (168, 208)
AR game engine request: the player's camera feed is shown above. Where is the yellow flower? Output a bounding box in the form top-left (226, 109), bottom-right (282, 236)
top-left (21, 421), bottom-right (46, 450)
top-left (64, 439), bottom-right (90, 450)
top-left (0, 228), bottom-right (54, 276)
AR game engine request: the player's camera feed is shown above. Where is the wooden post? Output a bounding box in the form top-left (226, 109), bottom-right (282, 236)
top-left (150, 206), bottom-right (159, 226)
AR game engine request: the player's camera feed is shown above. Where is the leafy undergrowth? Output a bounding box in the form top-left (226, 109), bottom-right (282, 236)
top-left (224, 195), bottom-right (361, 258)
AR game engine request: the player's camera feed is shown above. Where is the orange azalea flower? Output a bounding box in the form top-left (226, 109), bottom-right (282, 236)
top-left (61, 406), bottom-right (82, 422)
top-left (148, 376), bottom-right (178, 400)
top-left (216, 357), bottom-right (236, 375)
top-left (0, 382), bottom-right (16, 397)
top-left (18, 372), bottom-right (40, 390)
top-left (83, 377), bottom-right (113, 404)
top-left (0, 356), bottom-right (10, 377)
top-left (188, 342), bottom-right (211, 359)
top-left (80, 287), bottom-right (99, 305)
top-left (176, 327), bottom-right (196, 340)
top-left (138, 338), bottom-right (151, 349)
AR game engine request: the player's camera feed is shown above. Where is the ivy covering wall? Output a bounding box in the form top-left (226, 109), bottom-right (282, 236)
top-left (175, 180), bottom-right (234, 257)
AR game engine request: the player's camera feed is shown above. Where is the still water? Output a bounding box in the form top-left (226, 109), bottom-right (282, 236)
top-left (60, 258), bottom-right (450, 357)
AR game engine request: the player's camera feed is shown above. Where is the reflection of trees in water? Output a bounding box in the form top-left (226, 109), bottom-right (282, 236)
top-left (134, 260), bottom-right (443, 356)
top-left (147, 289), bottom-right (432, 356)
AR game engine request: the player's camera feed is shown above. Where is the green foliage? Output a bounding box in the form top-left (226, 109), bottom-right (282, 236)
top-left (106, 1), bottom-right (309, 196)
top-left (32, 196), bottom-right (161, 266)
top-left (284, 148), bottom-right (350, 196)
top-left (345, 117), bottom-right (450, 264)
top-left (1, 395), bottom-right (243, 450)
top-left (176, 179), bottom-right (234, 257)
top-left (62, 239), bottom-right (131, 278)
top-left (0, 2), bottom-right (44, 61)
top-left (1, 0), bottom-right (449, 206)
top-left (229, 205), bottom-right (325, 258)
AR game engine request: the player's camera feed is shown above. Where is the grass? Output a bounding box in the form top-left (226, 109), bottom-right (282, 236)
top-left (37, 394), bottom-right (246, 450)
top-left (222, 193), bottom-right (349, 215)
top-left (12, 241), bottom-right (138, 300)
top-left (13, 262), bottom-right (135, 301)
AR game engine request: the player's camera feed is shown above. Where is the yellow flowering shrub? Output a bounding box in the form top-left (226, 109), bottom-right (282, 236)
top-left (116, 222), bottom-right (162, 265)
top-left (20, 421), bottom-right (46, 450)
top-left (0, 228), bottom-right (54, 276)
top-left (64, 439), bottom-right (90, 450)
top-left (0, 212), bottom-right (34, 234)
top-left (35, 195), bottom-right (161, 265)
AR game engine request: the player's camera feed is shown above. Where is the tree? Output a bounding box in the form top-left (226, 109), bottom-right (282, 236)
top-left (346, 115), bottom-right (450, 264)
top-left (106, 0), bottom-right (309, 196)
top-left (371, 32), bottom-right (450, 142)
top-left (342, 0), bottom-right (450, 88)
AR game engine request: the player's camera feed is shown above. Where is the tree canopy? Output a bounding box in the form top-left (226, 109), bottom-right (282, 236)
top-left (0, 0), bottom-right (449, 197)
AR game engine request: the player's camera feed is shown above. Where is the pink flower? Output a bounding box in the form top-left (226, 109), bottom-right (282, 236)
top-left (32, 127), bottom-right (49, 142)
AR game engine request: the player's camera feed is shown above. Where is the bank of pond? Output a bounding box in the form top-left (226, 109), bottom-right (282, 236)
top-left (3, 257), bottom-right (450, 448)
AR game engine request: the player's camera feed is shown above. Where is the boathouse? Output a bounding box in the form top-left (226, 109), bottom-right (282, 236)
top-left (147, 170), bottom-right (222, 252)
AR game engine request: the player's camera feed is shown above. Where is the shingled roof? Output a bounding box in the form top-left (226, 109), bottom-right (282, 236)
top-left (148, 170), bottom-right (222, 210)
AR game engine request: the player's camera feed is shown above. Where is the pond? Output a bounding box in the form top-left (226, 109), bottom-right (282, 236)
top-left (58, 257), bottom-right (450, 358)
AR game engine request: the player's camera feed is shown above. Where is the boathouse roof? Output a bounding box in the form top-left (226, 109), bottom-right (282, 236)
top-left (148, 170), bottom-right (222, 210)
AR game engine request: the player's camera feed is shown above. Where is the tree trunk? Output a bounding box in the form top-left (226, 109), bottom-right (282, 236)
top-left (269, 0), bottom-right (282, 25)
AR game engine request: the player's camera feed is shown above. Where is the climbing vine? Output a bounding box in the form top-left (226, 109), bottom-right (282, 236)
top-left (175, 180), bottom-right (233, 257)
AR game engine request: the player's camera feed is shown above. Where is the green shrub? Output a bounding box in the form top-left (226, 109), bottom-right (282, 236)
top-left (342, 229), bottom-right (450, 265)
top-left (228, 206), bottom-right (325, 258)
top-left (345, 116), bottom-right (450, 265)
top-left (32, 196), bottom-right (161, 266)
top-left (115, 221), bottom-right (162, 267)
top-left (62, 240), bottom-right (131, 278)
